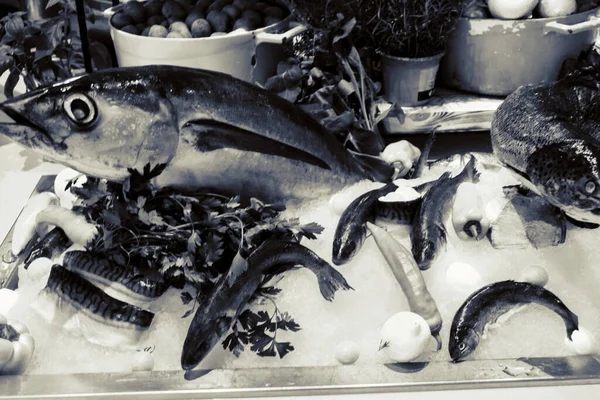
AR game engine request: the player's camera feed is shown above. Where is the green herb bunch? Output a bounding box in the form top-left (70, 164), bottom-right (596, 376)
top-left (67, 163), bottom-right (321, 358)
top-left (359, 0), bottom-right (466, 58)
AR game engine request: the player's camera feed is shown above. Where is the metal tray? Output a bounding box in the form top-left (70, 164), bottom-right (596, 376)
top-left (0, 176), bottom-right (599, 399)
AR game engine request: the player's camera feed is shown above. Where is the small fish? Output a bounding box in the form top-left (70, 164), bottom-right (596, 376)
top-left (23, 227), bottom-right (70, 269)
top-left (411, 156), bottom-right (478, 270)
top-left (0, 66), bottom-right (393, 202)
top-left (449, 280), bottom-right (579, 362)
top-left (41, 265), bottom-right (154, 329)
top-left (181, 240), bottom-right (352, 371)
top-left (491, 80), bottom-right (600, 223)
top-left (332, 183), bottom-right (420, 266)
top-left (62, 251), bottom-right (168, 307)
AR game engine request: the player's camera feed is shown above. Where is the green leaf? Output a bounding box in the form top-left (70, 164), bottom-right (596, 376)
top-left (180, 291), bottom-right (193, 305)
top-left (182, 308), bottom-right (194, 318)
top-left (3, 68), bottom-right (20, 99)
top-left (332, 17), bottom-right (356, 44)
top-left (275, 341), bottom-right (294, 358)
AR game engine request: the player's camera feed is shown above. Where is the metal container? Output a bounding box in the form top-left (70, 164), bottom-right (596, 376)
top-left (105, 1), bottom-right (305, 84)
top-left (439, 8), bottom-right (600, 96)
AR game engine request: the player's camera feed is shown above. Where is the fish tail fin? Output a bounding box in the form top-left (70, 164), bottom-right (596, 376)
top-left (314, 262), bottom-right (353, 301)
top-left (349, 150), bottom-right (396, 182)
top-left (566, 311), bottom-right (579, 340)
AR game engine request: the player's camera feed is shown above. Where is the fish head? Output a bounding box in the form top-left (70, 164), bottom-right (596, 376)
top-left (0, 69), bottom-right (179, 181)
top-left (449, 326), bottom-right (479, 362)
top-left (526, 140), bottom-right (600, 223)
top-left (332, 224), bottom-right (365, 266)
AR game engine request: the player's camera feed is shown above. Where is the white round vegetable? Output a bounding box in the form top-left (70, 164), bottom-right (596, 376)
top-left (131, 350), bottom-right (155, 371)
top-left (565, 327), bottom-right (599, 355)
top-left (26, 257), bottom-right (53, 282)
top-left (11, 192), bottom-right (59, 255)
top-left (382, 141), bottom-right (421, 178)
top-left (520, 265), bottom-right (549, 287)
top-left (335, 340), bottom-right (360, 365)
top-left (380, 312), bottom-right (431, 362)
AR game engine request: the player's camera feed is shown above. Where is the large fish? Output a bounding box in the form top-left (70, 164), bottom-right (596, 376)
top-left (0, 66), bottom-right (392, 202)
top-left (491, 78), bottom-right (600, 223)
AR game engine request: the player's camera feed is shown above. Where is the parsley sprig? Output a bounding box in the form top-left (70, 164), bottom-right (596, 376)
top-left (66, 163), bottom-right (322, 358)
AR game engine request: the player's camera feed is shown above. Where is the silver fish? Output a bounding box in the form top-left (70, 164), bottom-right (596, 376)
top-left (0, 66), bottom-right (392, 202)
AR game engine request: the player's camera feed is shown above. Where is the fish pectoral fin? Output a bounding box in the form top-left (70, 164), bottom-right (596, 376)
top-left (348, 150), bottom-right (396, 182)
top-left (184, 119), bottom-right (331, 170)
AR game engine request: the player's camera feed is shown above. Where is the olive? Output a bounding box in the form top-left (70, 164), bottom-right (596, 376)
top-left (147, 15), bottom-right (166, 26)
top-left (194, 0), bottom-right (212, 12)
top-left (149, 24), bottom-right (169, 37)
top-left (170, 21), bottom-right (192, 37)
top-left (190, 18), bottom-right (212, 37)
top-left (141, 26), bottom-right (151, 36)
top-left (263, 6), bottom-right (284, 18)
top-left (111, 12), bottom-right (134, 29)
top-left (263, 16), bottom-right (281, 26)
top-left (175, 0), bottom-right (194, 12)
top-left (185, 11), bottom-right (205, 28)
top-left (135, 23), bottom-right (146, 32)
top-left (123, 1), bottom-right (146, 24)
top-left (207, 0), bottom-right (233, 13)
top-left (167, 31), bottom-right (185, 38)
top-left (206, 10), bottom-right (229, 32)
top-left (254, 2), bottom-right (269, 12)
top-left (221, 4), bottom-right (240, 20)
top-left (241, 9), bottom-right (262, 25)
top-left (232, 0), bottom-right (254, 11)
top-left (232, 17), bottom-right (255, 31)
top-left (144, 0), bottom-right (164, 17)
top-left (162, 1), bottom-right (186, 20)
top-left (121, 24), bottom-right (140, 35)
top-left (211, 31), bottom-right (227, 37)
top-left (160, 19), bottom-right (170, 27)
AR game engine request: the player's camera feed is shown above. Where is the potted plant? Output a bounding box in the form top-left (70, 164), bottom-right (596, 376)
top-left (356, 0), bottom-right (465, 106)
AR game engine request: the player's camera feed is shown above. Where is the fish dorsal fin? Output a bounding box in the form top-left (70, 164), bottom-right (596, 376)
top-left (348, 150), bottom-right (396, 182)
top-left (185, 119), bottom-right (331, 170)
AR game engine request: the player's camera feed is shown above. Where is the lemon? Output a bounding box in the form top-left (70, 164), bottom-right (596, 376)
top-left (536, 0), bottom-right (577, 18)
top-left (379, 312), bottom-right (431, 362)
top-left (488, 0), bottom-right (539, 19)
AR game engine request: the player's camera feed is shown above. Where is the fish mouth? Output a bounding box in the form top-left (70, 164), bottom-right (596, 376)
top-left (0, 91), bottom-right (57, 148)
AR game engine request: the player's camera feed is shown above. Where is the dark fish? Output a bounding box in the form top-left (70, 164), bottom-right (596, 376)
top-left (62, 251), bottom-right (168, 305)
top-left (23, 227), bottom-right (70, 269)
top-left (332, 182), bottom-right (420, 266)
top-left (449, 280), bottom-right (579, 362)
top-left (43, 265), bottom-right (154, 329)
top-left (0, 66), bottom-right (393, 202)
top-left (491, 80), bottom-right (600, 223)
top-left (411, 156), bottom-right (478, 270)
top-left (181, 240), bottom-right (352, 371)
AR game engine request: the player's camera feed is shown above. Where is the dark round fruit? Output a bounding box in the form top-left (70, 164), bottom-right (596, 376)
top-left (206, 10), bottom-right (229, 33)
top-left (185, 11), bottom-right (204, 28)
top-left (123, 1), bottom-right (146, 24)
top-left (190, 18), bottom-right (211, 37)
top-left (121, 24), bottom-right (140, 35)
top-left (135, 23), bottom-right (146, 32)
top-left (232, 0), bottom-right (253, 11)
top-left (207, 0), bottom-right (233, 13)
top-left (141, 26), bottom-right (151, 36)
top-left (263, 16), bottom-right (280, 26)
top-left (175, 0), bottom-right (194, 12)
top-left (232, 17), bottom-right (255, 31)
top-left (254, 2), bottom-right (269, 12)
top-left (263, 6), bottom-right (284, 18)
top-left (221, 4), bottom-right (240, 20)
top-left (241, 9), bottom-right (262, 24)
top-left (161, 19), bottom-right (170, 27)
top-left (144, 0), bottom-right (164, 16)
top-left (111, 12), bottom-right (134, 29)
top-left (162, 1), bottom-right (187, 20)
top-left (194, 0), bottom-right (212, 12)
top-left (147, 15), bottom-right (166, 26)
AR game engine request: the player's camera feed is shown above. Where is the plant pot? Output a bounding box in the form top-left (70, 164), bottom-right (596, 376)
top-left (381, 52), bottom-right (445, 107)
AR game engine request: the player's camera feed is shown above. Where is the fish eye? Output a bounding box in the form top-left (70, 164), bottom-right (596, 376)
top-left (584, 180), bottom-right (596, 194)
top-left (63, 93), bottom-right (96, 126)
top-left (458, 343), bottom-right (466, 351)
